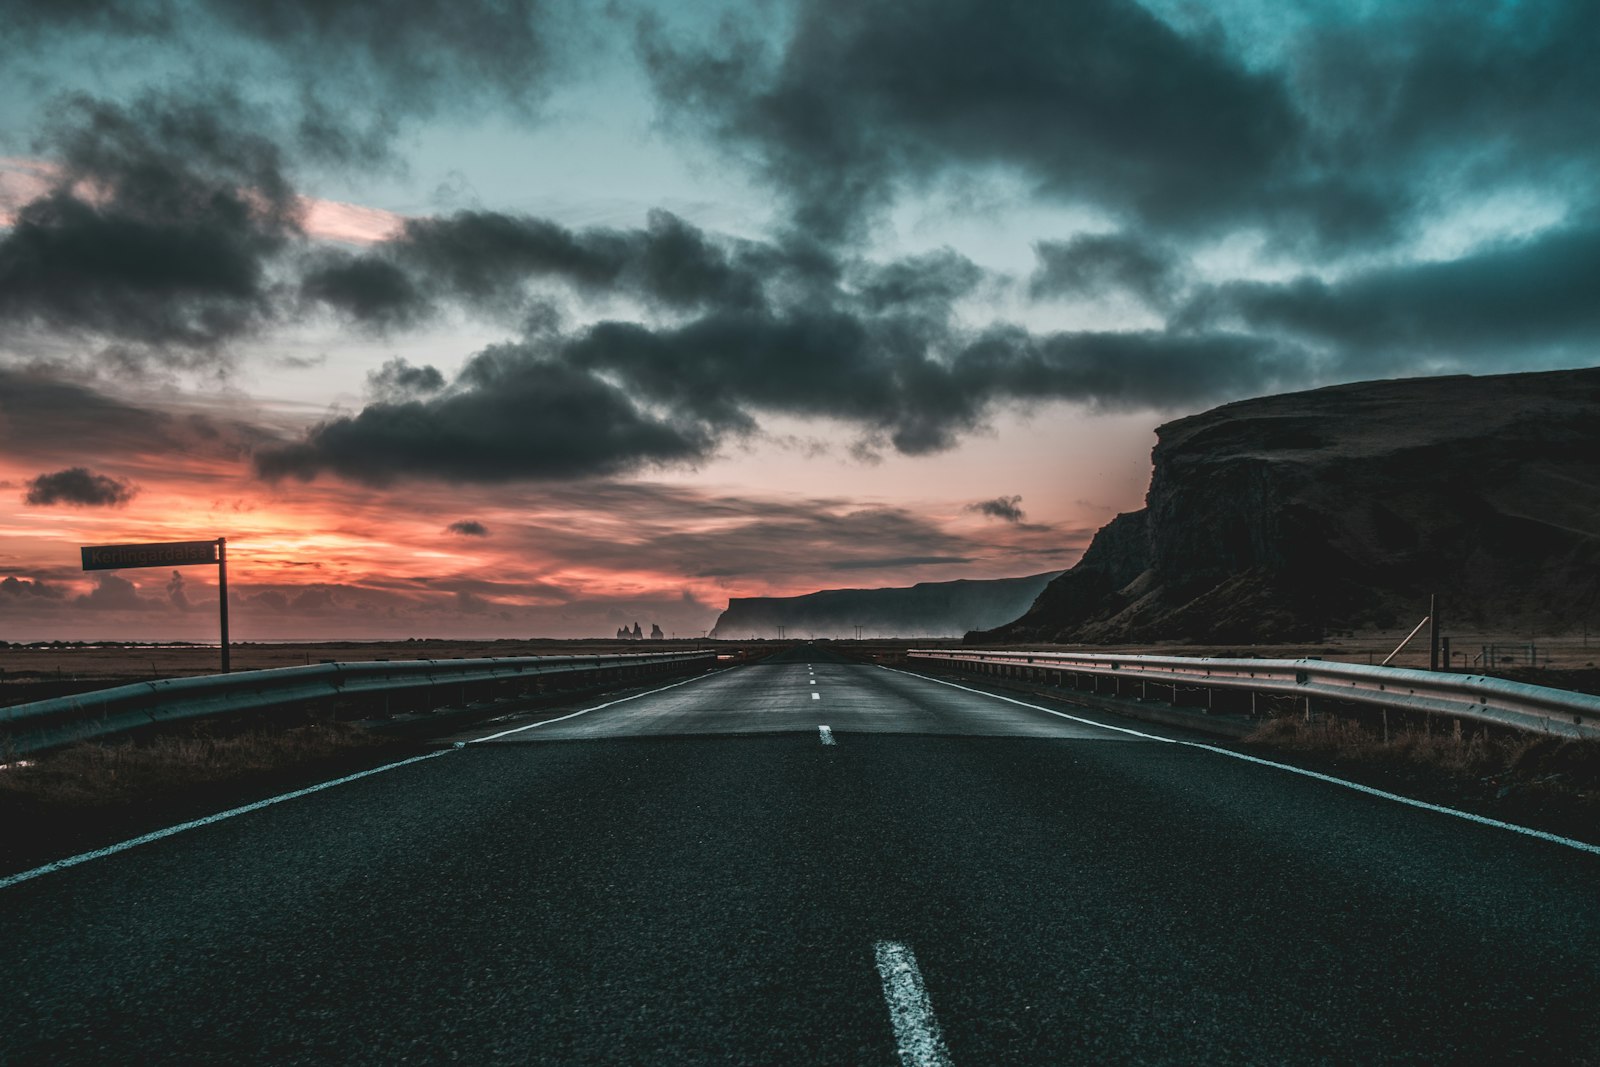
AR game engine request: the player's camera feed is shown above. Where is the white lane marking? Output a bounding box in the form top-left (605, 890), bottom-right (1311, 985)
top-left (819, 725), bottom-right (836, 745)
top-left (0, 751), bottom-right (451, 891)
top-left (874, 941), bottom-right (953, 1067)
top-left (810, 680), bottom-right (817, 685)
top-left (0, 671), bottom-right (727, 892)
top-left (887, 667), bottom-right (1600, 857)
top-left (812, 692), bottom-right (821, 701)
top-left (470, 672), bottom-right (716, 742)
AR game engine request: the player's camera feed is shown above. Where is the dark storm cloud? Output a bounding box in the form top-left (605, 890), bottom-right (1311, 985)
top-left (640, 0), bottom-right (1301, 244)
top-left (954, 327), bottom-right (1313, 413)
top-left (966, 496), bottom-right (1025, 523)
top-left (0, 367), bottom-right (275, 463)
top-left (446, 520), bottom-right (489, 537)
top-left (641, 1), bottom-right (1600, 254)
top-left (23, 467), bottom-right (136, 507)
top-left (367, 357), bottom-right (446, 401)
top-left (1178, 225), bottom-right (1600, 362)
top-left (0, 91), bottom-right (301, 351)
top-left (1288, 3), bottom-right (1600, 204)
top-left (200, 0), bottom-right (563, 111)
top-left (300, 256), bottom-right (429, 331)
top-left (1029, 233), bottom-right (1184, 308)
top-left (3, 0), bottom-right (574, 138)
top-left (263, 289), bottom-right (1318, 485)
top-left (254, 345), bottom-right (715, 484)
top-left (573, 311), bottom-right (1315, 453)
top-left (854, 248), bottom-right (984, 314)
top-left (0, 0), bottom-right (173, 37)
top-left (304, 209), bottom-right (769, 326)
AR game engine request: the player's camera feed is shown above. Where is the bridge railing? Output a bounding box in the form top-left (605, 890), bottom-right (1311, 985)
top-left (0, 651), bottom-right (717, 755)
top-left (906, 649), bottom-right (1600, 740)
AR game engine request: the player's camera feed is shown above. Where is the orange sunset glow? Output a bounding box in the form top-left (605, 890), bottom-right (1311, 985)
top-left (5, 1), bottom-right (1589, 642)
top-left (0, 377), bottom-right (1127, 640)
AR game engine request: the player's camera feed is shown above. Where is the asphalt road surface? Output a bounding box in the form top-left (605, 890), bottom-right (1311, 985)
top-left (3, 647), bottom-right (1597, 1064)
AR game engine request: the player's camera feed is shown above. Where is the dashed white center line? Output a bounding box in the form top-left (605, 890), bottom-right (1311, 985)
top-left (818, 724), bottom-right (835, 745)
top-left (874, 941), bottom-right (953, 1067)
top-left (811, 692), bottom-right (821, 700)
top-left (809, 680), bottom-right (817, 685)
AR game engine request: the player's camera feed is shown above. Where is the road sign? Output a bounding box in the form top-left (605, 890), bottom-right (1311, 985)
top-left (81, 540), bottom-right (219, 571)
top-left (79, 538), bottom-right (232, 672)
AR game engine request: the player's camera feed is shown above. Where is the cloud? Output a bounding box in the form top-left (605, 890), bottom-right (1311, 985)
top-left (259, 288), bottom-right (1324, 485)
top-left (367, 357), bottom-right (446, 401)
top-left (1176, 224), bottom-right (1600, 366)
top-left (23, 466), bottom-right (136, 506)
top-left (446, 519), bottom-right (489, 537)
top-left (303, 208), bottom-right (772, 327)
top-left (74, 573), bottom-right (161, 611)
top-left (0, 366), bottom-right (277, 465)
top-left (165, 569), bottom-right (193, 610)
top-left (1283, 4), bottom-right (1600, 218)
top-left (4, 0), bottom-right (581, 158)
top-left (640, 0), bottom-right (1301, 244)
top-left (639, 1), bottom-right (1600, 257)
top-left (301, 256), bottom-right (428, 330)
top-left (0, 575), bottom-right (65, 600)
top-left (254, 346), bottom-right (716, 484)
top-left (1029, 233), bottom-right (1184, 308)
top-left (966, 496), bottom-right (1025, 523)
top-left (0, 91), bottom-right (301, 352)
top-left (199, 0), bottom-right (570, 122)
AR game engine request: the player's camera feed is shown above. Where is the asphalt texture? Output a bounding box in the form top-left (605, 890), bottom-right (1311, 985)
top-left (3, 646), bottom-right (1597, 1065)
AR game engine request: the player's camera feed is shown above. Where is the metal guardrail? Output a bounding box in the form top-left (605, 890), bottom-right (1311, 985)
top-left (0, 651), bottom-right (717, 755)
top-left (907, 649), bottom-right (1600, 740)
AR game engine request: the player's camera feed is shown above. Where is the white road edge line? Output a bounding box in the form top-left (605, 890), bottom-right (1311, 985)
top-left (819, 725), bottom-right (836, 745)
top-left (0, 671), bottom-right (726, 892)
top-left (0, 751), bottom-right (451, 891)
top-left (874, 940), bottom-right (954, 1067)
top-left (886, 666), bottom-right (1600, 857)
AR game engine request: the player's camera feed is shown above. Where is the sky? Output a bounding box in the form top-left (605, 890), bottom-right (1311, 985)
top-left (2, 0), bottom-right (1597, 641)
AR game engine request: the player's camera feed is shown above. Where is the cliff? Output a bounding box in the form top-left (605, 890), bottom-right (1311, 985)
top-left (972, 367), bottom-right (1600, 644)
top-left (709, 572), bottom-right (1062, 639)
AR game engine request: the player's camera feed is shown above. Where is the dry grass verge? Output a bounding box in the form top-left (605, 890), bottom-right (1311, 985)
top-left (0, 722), bottom-right (409, 873)
top-left (1246, 715), bottom-right (1600, 844)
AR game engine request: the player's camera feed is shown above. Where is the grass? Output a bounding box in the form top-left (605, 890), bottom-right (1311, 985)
top-left (0, 721), bottom-right (403, 871)
top-left (1247, 714), bottom-right (1600, 842)
top-left (0, 722), bottom-right (388, 808)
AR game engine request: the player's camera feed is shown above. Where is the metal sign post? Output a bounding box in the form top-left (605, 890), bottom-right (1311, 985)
top-left (81, 537), bottom-right (233, 673)
top-left (218, 538), bottom-right (229, 673)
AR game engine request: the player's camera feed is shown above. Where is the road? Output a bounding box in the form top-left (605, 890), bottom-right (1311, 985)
top-left (3, 647), bottom-right (1597, 1064)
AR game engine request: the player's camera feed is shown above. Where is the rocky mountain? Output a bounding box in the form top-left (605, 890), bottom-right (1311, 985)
top-left (973, 368), bottom-right (1600, 645)
top-left (709, 572), bottom-right (1063, 639)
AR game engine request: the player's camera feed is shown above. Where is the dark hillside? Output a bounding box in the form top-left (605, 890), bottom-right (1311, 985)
top-left (974, 367), bottom-right (1600, 644)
